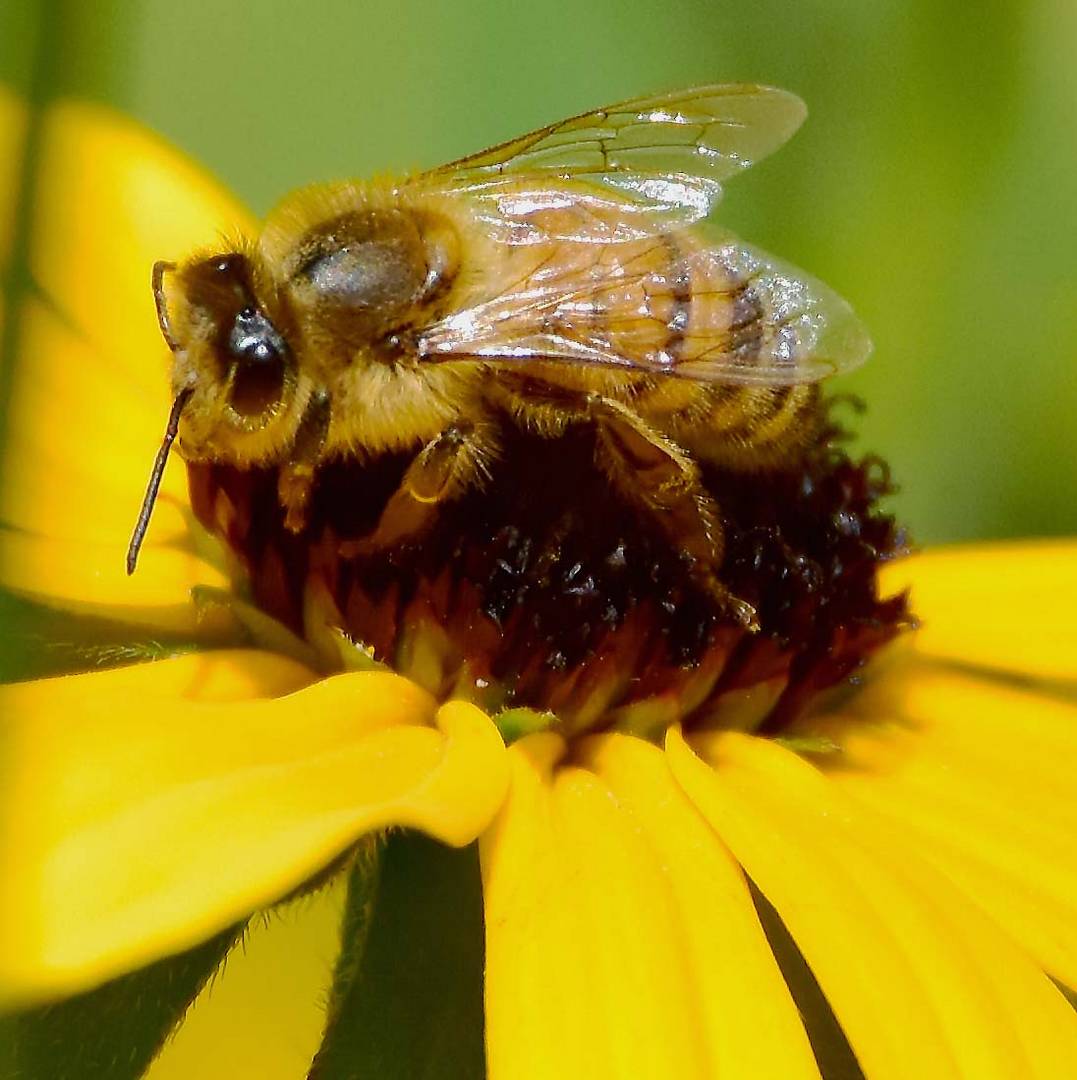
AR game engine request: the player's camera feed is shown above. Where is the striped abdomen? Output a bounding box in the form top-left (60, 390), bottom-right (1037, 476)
top-left (455, 196), bottom-right (821, 470)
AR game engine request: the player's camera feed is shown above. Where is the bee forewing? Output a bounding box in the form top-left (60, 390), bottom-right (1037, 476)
top-left (430, 84), bottom-right (806, 182)
top-left (418, 228), bottom-right (871, 387)
top-left (420, 84), bottom-right (807, 234)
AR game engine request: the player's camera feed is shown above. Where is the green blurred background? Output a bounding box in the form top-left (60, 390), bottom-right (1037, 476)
top-left (3, 0), bottom-right (1076, 543)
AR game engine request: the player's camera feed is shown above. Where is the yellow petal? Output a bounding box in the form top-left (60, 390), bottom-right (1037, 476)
top-left (806, 668), bottom-right (1077, 988)
top-left (0, 298), bottom-right (193, 546)
top-left (667, 727), bottom-right (1077, 1080)
top-left (0, 528), bottom-right (230, 636)
top-left (31, 99), bottom-right (253, 382)
top-left (579, 735), bottom-right (820, 1079)
top-left (481, 733), bottom-right (818, 1080)
top-left (480, 734), bottom-right (601, 1080)
top-left (4, 648), bottom-right (318, 703)
top-left (888, 541), bottom-right (1077, 681)
top-left (1, 101), bottom-right (251, 616)
top-left (0, 396), bottom-right (237, 636)
top-left (0, 669), bottom-right (507, 1005)
top-left (145, 879), bottom-right (346, 1080)
top-left (0, 84), bottom-right (27, 272)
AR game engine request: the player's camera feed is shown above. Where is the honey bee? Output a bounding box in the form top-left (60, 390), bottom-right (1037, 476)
top-left (129, 84), bottom-right (871, 627)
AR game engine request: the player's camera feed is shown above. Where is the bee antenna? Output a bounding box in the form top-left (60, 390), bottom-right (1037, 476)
top-left (126, 386), bottom-right (194, 575)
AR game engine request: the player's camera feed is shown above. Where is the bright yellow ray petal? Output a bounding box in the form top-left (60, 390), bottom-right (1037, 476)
top-left (804, 669), bottom-right (1077, 830)
top-left (0, 670), bottom-right (507, 1005)
top-left (802, 669), bottom-right (1077, 988)
top-left (887, 541), bottom-right (1077, 681)
top-left (832, 767), bottom-right (1077, 997)
top-left (480, 733), bottom-right (604, 1080)
top-left (31, 99), bottom-right (252, 388)
top-left (481, 733), bottom-right (818, 1080)
top-left (668, 727), bottom-right (1077, 1080)
top-left (146, 879), bottom-right (345, 1080)
top-left (579, 735), bottom-right (820, 1079)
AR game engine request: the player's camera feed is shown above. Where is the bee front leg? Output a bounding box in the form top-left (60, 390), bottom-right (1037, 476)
top-left (587, 395), bottom-right (759, 630)
top-left (342, 422), bottom-right (499, 556)
top-left (279, 389), bottom-right (332, 533)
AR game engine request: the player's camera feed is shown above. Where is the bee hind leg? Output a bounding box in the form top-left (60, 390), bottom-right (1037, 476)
top-left (587, 395), bottom-right (758, 631)
top-left (341, 421), bottom-right (498, 556)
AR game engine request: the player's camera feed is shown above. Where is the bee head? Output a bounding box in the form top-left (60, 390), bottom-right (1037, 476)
top-left (154, 250), bottom-right (300, 458)
top-left (128, 251), bottom-right (300, 574)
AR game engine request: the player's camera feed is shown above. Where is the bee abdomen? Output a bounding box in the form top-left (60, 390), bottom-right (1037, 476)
top-left (679, 383), bottom-right (819, 469)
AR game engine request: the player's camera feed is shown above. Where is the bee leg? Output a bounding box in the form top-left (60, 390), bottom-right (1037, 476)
top-left (342, 422), bottom-right (498, 556)
top-left (279, 464), bottom-right (316, 533)
top-left (278, 390), bottom-right (332, 533)
top-left (587, 395), bottom-right (759, 631)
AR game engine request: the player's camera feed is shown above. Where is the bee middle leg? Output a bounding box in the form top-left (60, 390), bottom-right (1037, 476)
top-left (341, 421), bottom-right (498, 556)
top-left (585, 395), bottom-right (758, 630)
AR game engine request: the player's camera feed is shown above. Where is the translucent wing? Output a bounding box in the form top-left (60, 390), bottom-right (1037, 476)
top-left (430, 83), bottom-right (806, 185)
top-left (417, 84), bottom-right (807, 241)
top-left (417, 229), bottom-right (871, 386)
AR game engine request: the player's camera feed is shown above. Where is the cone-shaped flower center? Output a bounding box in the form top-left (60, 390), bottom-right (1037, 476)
top-left (188, 400), bottom-right (910, 740)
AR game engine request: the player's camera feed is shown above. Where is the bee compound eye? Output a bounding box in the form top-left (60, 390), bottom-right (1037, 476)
top-left (227, 307), bottom-right (289, 417)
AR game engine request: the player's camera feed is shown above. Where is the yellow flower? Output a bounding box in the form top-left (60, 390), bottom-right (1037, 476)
top-left (2, 90), bottom-right (1076, 1079)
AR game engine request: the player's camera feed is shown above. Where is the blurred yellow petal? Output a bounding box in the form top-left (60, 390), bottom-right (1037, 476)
top-left (0, 83), bottom-right (27, 272)
top-left (0, 669), bottom-right (507, 1005)
top-left (0, 317), bottom-right (226, 633)
top-left (886, 541), bottom-right (1077, 680)
top-left (806, 669), bottom-right (1077, 988)
top-left (578, 734), bottom-right (820, 1079)
top-left (481, 733), bottom-right (818, 1080)
top-left (31, 99), bottom-right (252, 383)
top-left (0, 299), bottom-right (192, 545)
top-left (0, 101), bottom-right (251, 616)
top-left (668, 728), bottom-right (1077, 1080)
top-left (146, 880), bottom-right (346, 1080)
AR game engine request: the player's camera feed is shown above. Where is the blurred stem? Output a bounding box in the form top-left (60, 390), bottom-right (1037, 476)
top-left (310, 833), bottom-right (486, 1080)
top-left (0, 1), bottom-right (42, 93)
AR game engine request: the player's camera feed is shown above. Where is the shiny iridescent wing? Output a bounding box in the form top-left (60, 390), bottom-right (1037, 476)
top-left (417, 84), bottom-right (807, 241)
top-left (418, 230), bottom-right (871, 386)
top-left (414, 84), bottom-right (868, 384)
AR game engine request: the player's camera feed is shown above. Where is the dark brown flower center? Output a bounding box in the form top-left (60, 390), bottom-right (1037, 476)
top-left (187, 400), bottom-right (911, 739)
